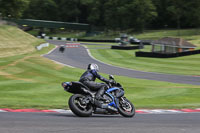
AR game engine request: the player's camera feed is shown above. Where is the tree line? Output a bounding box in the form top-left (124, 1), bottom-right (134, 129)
top-left (1, 0), bottom-right (200, 32)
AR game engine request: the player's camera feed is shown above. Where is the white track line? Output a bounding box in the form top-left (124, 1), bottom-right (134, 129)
top-left (0, 109), bottom-right (6, 112)
top-left (51, 109), bottom-right (72, 113)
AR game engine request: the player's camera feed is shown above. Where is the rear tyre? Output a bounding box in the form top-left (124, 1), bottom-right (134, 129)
top-left (69, 94), bottom-right (93, 117)
top-left (117, 97), bottom-right (135, 117)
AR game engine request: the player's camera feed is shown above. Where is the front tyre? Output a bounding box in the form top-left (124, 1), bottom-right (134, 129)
top-left (69, 94), bottom-right (93, 117)
top-left (117, 97), bottom-right (135, 117)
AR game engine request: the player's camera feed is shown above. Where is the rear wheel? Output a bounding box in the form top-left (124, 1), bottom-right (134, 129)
top-left (69, 94), bottom-right (93, 117)
top-left (117, 97), bottom-right (135, 117)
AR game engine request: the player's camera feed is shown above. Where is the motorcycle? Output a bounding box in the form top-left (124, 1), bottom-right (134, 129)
top-left (62, 75), bottom-right (135, 117)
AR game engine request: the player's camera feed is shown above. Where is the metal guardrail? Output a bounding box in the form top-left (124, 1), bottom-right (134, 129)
top-left (36, 43), bottom-right (49, 50)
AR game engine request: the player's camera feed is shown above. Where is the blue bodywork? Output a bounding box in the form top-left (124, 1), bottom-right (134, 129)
top-left (105, 87), bottom-right (122, 108)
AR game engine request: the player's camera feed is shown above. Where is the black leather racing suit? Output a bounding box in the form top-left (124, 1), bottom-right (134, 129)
top-left (79, 69), bottom-right (110, 100)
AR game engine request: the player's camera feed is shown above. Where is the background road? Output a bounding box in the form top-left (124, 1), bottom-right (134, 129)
top-left (44, 40), bottom-right (200, 85)
top-left (0, 112), bottom-right (200, 133)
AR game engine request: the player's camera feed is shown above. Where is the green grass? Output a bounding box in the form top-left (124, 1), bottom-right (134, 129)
top-left (1, 25), bottom-right (200, 110)
top-left (85, 37), bottom-right (200, 76)
top-left (0, 25), bottom-right (45, 58)
top-left (1, 50), bottom-right (200, 109)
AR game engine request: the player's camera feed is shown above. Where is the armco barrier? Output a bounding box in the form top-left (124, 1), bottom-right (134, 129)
top-left (38, 36), bottom-right (77, 41)
top-left (135, 49), bottom-right (200, 58)
top-left (78, 38), bottom-right (115, 42)
top-left (37, 35), bottom-right (152, 45)
top-left (78, 39), bottom-right (152, 45)
top-left (36, 43), bottom-right (49, 50)
top-left (38, 36), bottom-right (115, 42)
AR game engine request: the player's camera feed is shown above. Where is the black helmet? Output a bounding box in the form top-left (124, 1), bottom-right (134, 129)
top-left (87, 63), bottom-right (99, 71)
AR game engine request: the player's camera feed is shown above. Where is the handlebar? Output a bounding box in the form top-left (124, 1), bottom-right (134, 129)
top-left (108, 75), bottom-right (122, 89)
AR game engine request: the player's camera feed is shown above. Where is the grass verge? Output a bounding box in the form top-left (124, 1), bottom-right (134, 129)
top-left (0, 46), bottom-right (200, 109)
top-left (0, 26), bottom-right (200, 109)
top-left (86, 44), bottom-right (200, 76)
top-left (0, 25), bottom-right (45, 58)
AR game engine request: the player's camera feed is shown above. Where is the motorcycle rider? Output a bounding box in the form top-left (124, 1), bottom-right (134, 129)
top-left (79, 63), bottom-right (111, 108)
top-left (59, 45), bottom-right (65, 53)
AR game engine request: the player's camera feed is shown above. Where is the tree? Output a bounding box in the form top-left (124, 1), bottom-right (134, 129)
top-left (0, 0), bottom-right (30, 18)
top-left (91, 0), bottom-right (157, 32)
top-left (104, 0), bottom-right (124, 31)
top-left (104, 0), bottom-right (157, 32)
top-left (128, 0), bottom-right (157, 32)
top-left (54, 0), bottom-right (81, 22)
top-left (22, 0), bottom-right (58, 21)
top-left (151, 0), bottom-right (200, 29)
top-left (151, 0), bottom-right (172, 28)
top-left (184, 0), bottom-right (200, 28)
top-left (167, 0), bottom-right (184, 31)
top-left (76, 0), bottom-right (93, 23)
top-left (87, 0), bottom-right (107, 27)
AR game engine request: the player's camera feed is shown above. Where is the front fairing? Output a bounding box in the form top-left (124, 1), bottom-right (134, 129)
top-left (106, 87), bottom-right (124, 97)
top-left (105, 87), bottom-right (124, 108)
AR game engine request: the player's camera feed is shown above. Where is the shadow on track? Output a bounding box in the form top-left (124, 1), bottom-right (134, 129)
top-left (41, 112), bottom-right (127, 118)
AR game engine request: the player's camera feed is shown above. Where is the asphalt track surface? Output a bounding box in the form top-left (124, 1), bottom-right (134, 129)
top-left (1, 112), bottom-right (200, 133)
top-left (45, 40), bottom-right (200, 86)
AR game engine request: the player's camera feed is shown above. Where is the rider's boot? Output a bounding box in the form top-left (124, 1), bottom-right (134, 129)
top-left (95, 87), bottom-right (107, 108)
top-left (94, 100), bottom-right (108, 109)
top-left (96, 87), bottom-right (107, 100)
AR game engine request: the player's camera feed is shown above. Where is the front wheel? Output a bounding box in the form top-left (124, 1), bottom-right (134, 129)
top-left (117, 97), bottom-right (135, 117)
top-left (69, 94), bottom-right (93, 117)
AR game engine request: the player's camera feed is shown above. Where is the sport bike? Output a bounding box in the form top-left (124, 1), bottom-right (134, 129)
top-left (62, 75), bottom-right (135, 117)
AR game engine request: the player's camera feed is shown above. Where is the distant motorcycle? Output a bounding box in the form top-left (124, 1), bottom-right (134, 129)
top-left (59, 45), bottom-right (65, 53)
top-left (62, 75), bottom-right (135, 117)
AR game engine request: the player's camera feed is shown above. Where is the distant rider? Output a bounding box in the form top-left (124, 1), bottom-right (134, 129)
top-left (79, 63), bottom-right (111, 108)
top-left (59, 45), bottom-right (65, 53)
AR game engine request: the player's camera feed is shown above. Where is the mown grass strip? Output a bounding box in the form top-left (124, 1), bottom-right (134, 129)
top-left (0, 47), bottom-right (200, 109)
top-left (87, 46), bottom-right (200, 75)
top-left (1, 25), bottom-right (200, 109)
top-left (0, 25), bottom-right (44, 58)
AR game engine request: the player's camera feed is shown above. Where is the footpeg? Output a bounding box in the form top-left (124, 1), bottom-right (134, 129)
top-left (101, 104), bottom-right (108, 109)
